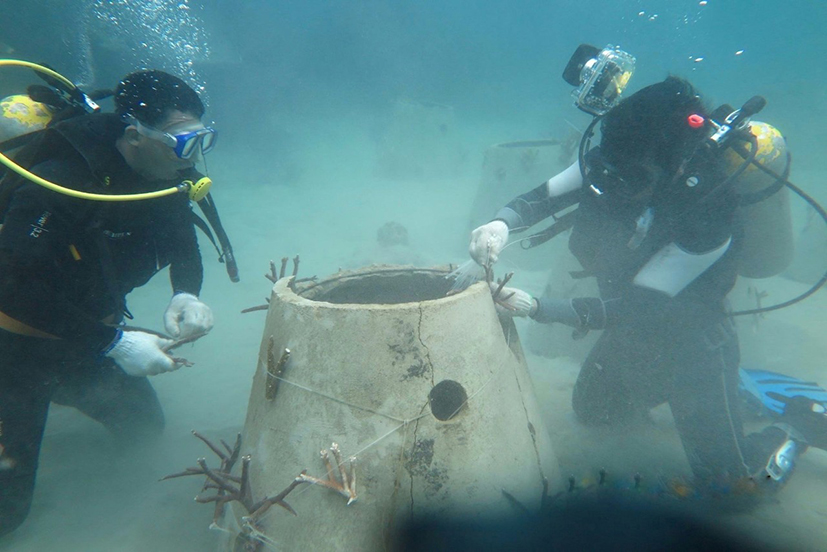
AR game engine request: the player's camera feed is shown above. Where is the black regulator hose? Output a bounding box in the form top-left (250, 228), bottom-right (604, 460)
top-left (578, 116), bottom-right (602, 183)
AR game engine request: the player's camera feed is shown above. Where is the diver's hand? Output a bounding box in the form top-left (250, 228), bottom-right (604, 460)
top-left (469, 220), bottom-right (509, 266)
top-left (164, 292), bottom-right (214, 339)
top-left (105, 330), bottom-right (178, 376)
top-left (489, 282), bottom-right (537, 318)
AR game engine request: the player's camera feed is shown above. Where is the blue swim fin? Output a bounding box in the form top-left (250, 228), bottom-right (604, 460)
top-left (739, 368), bottom-right (827, 417)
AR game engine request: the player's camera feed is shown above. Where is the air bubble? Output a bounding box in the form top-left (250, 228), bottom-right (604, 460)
top-left (90, 0), bottom-right (210, 106)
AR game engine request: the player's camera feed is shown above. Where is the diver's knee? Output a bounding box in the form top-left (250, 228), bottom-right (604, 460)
top-left (125, 416), bottom-right (165, 444)
top-left (145, 409), bottom-right (166, 436)
top-left (0, 474), bottom-right (36, 538)
top-left (0, 505), bottom-right (31, 538)
top-left (110, 407), bottom-right (165, 446)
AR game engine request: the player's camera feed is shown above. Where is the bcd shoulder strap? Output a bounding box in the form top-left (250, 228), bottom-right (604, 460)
top-left (0, 128), bottom-right (68, 224)
top-left (195, 192), bottom-right (239, 282)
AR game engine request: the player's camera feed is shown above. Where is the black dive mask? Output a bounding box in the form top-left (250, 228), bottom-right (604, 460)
top-left (583, 147), bottom-right (663, 203)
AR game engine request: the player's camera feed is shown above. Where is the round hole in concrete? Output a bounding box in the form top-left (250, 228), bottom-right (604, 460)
top-left (429, 379), bottom-right (468, 421)
top-left (300, 269), bottom-right (455, 305)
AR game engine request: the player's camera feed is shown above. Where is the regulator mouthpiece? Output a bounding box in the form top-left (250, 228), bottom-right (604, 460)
top-left (184, 176), bottom-right (212, 202)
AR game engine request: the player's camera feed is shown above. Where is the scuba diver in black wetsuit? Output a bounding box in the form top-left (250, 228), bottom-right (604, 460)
top-left (0, 68), bottom-right (225, 537)
top-left (466, 45), bottom-right (827, 497)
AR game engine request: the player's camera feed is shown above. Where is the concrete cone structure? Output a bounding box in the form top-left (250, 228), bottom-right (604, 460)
top-left (225, 265), bottom-right (562, 551)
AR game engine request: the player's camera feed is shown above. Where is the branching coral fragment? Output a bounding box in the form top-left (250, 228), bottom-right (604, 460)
top-left (162, 432), bottom-right (301, 532)
top-left (164, 432), bottom-right (361, 551)
top-left (297, 443), bottom-right (358, 505)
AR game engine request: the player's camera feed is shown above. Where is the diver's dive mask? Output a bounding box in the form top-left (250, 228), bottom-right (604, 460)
top-left (563, 44), bottom-right (636, 116)
top-left (583, 147), bottom-right (663, 202)
top-left (125, 114), bottom-right (217, 159)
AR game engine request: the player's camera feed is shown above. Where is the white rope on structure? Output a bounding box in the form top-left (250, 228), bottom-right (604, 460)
top-left (252, 366), bottom-right (504, 528)
top-left (268, 375), bottom-right (410, 423)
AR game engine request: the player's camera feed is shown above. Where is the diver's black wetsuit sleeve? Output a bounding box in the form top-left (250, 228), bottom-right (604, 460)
top-left (165, 201), bottom-right (203, 297)
top-left (0, 163), bottom-right (118, 351)
top-left (532, 296), bottom-right (617, 329)
top-left (531, 291), bottom-right (689, 331)
top-left (532, 289), bottom-right (709, 331)
top-left (494, 182), bottom-right (580, 232)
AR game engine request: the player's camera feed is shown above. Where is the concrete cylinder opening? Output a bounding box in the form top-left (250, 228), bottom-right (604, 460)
top-left (298, 268), bottom-right (454, 305)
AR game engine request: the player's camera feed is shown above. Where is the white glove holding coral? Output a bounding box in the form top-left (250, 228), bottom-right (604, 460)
top-left (163, 292), bottom-right (214, 339)
top-left (105, 330), bottom-right (178, 376)
top-left (489, 282), bottom-right (537, 318)
top-left (469, 220), bottom-right (509, 266)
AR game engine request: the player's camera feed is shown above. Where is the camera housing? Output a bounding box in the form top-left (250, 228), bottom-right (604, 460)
top-left (563, 44), bottom-right (635, 116)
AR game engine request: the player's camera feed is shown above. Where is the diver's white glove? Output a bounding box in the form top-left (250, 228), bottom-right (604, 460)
top-left (489, 282), bottom-right (537, 318)
top-left (163, 292), bottom-right (214, 339)
top-left (469, 220), bottom-right (509, 266)
top-left (105, 330), bottom-right (178, 377)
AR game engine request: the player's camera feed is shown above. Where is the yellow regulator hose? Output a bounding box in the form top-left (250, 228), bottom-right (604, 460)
top-left (0, 59), bottom-right (191, 202)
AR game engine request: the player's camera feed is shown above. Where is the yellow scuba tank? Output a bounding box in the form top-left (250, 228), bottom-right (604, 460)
top-left (728, 121), bottom-right (794, 279)
top-left (0, 94), bottom-right (53, 149)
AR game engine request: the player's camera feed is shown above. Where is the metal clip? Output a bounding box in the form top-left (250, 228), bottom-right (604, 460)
top-left (265, 338), bottom-right (291, 401)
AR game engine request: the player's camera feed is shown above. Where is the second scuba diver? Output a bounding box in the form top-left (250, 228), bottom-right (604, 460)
top-left (467, 45), bottom-right (827, 497)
